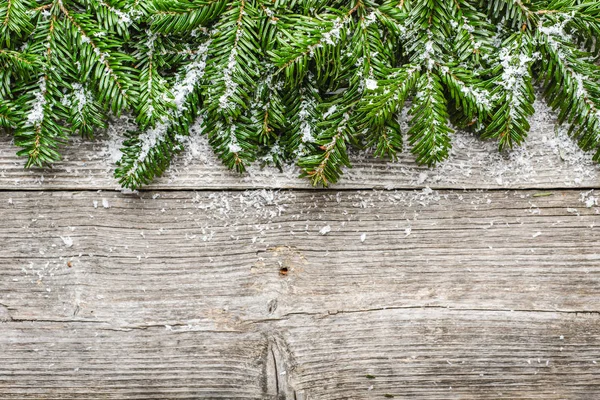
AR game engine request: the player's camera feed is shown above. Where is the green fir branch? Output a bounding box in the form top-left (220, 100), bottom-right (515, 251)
top-left (298, 108), bottom-right (352, 186)
top-left (14, 12), bottom-right (69, 167)
top-left (201, 0), bottom-right (261, 170)
top-left (58, 0), bottom-right (136, 113)
top-left (2, 0), bottom-right (600, 189)
top-left (0, 0), bottom-right (34, 45)
top-left (147, 0), bottom-right (226, 34)
top-left (408, 70), bottom-right (453, 166)
top-left (0, 99), bottom-right (18, 128)
top-left (481, 32), bottom-right (535, 149)
top-left (538, 14), bottom-right (600, 159)
top-left (116, 39), bottom-right (210, 189)
top-left (281, 75), bottom-right (322, 159)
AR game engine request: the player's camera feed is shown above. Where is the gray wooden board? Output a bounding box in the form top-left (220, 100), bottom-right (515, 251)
top-left (1, 102), bottom-right (600, 190)
top-left (1, 189), bottom-right (599, 398)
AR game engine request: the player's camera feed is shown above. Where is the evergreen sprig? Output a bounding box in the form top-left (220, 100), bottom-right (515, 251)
top-left (1, 0), bottom-right (600, 188)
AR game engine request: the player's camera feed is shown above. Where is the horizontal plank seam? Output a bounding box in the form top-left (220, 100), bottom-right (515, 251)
top-left (0, 185), bottom-right (598, 193)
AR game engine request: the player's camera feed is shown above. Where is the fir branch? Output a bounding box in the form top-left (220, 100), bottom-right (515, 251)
top-left (204, 0), bottom-right (259, 118)
top-left (281, 76), bottom-right (321, 159)
top-left (375, 0), bottom-right (409, 38)
top-left (438, 63), bottom-right (492, 125)
top-left (366, 118), bottom-right (403, 160)
top-left (132, 31), bottom-right (175, 130)
top-left (0, 0), bottom-right (33, 45)
top-left (3, 0), bottom-right (600, 189)
top-left (485, 0), bottom-right (536, 30)
top-left (0, 99), bottom-right (18, 128)
top-left (204, 113), bottom-right (258, 173)
top-left (64, 82), bottom-right (107, 138)
top-left (0, 48), bottom-right (36, 71)
top-left (14, 13), bottom-right (68, 167)
top-left (538, 15), bottom-right (600, 160)
top-left (450, 0), bottom-right (494, 63)
top-left (0, 48), bottom-right (37, 97)
top-left (57, 0), bottom-right (136, 113)
top-left (560, 2), bottom-right (600, 52)
top-left (359, 66), bottom-right (420, 129)
top-left (272, 4), bottom-right (358, 86)
top-left (408, 70), bottom-right (453, 166)
top-left (297, 2), bottom-right (400, 184)
top-left (147, 0), bottom-right (226, 34)
top-left (298, 110), bottom-right (352, 186)
top-left (481, 32), bottom-right (536, 149)
top-left (201, 0), bottom-right (261, 170)
top-left (15, 77), bottom-right (68, 167)
top-left (253, 72), bottom-right (285, 146)
top-left (116, 40), bottom-right (210, 189)
top-left (92, 0), bottom-right (134, 37)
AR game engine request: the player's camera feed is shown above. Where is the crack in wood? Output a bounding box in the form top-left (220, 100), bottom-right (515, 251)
top-left (1, 316), bottom-right (247, 333)
top-left (248, 305), bottom-right (600, 324)
top-left (4, 306), bottom-right (599, 328)
top-left (0, 303), bottom-right (12, 322)
top-left (270, 346), bottom-right (280, 398)
top-left (265, 334), bottom-right (297, 399)
top-left (5, 317), bottom-right (109, 324)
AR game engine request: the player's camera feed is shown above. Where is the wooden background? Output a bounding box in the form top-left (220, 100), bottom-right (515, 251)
top-left (1, 106), bottom-right (600, 399)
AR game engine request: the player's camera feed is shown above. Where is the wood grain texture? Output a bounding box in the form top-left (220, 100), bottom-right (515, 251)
top-left (1, 189), bottom-right (599, 398)
top-left (1, 103), bottom-right (599, 190)
top-left (0, 322), bottom-right (268, 399)
top-left (275, 309), bottom-right (600, 400)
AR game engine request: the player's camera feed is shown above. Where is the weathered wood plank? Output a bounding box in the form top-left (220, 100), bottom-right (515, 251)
top-left (1, 103), bottom-right (599, 190)
top-left (1, 312), bottom-right (598, 399)
top-left (0, 322), bottom-right (269, 399)
top-left (2, 189), bottom-right (600, 321)
top-left (1, 189), bottom-right (599, 398)
top-left (272, 309), bottom-right (600, 399)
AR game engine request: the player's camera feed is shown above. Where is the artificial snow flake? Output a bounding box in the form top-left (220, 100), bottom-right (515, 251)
top-left (364, 12), bottom-right (377, 27)
top-left (319, 225), bottom-right (331, 235)
top-left (321, 18), bottom-right (343, 45)
top-left (580, 190), bottom-right (598, 208)
top-left (228, 125), bottom-right (242, 153)
top-left (60, 236), bottom-right (73, 247)
top-left (298, 97), bottom-right (316, 144)
top-left (365, 79), bottom-right (378, 90)
top-left (323, 105), bottom-right (337, 119)
top-left (70, 83), bottom-right (90, 113)
top-left (26, 78), bottom-right (47, 126)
